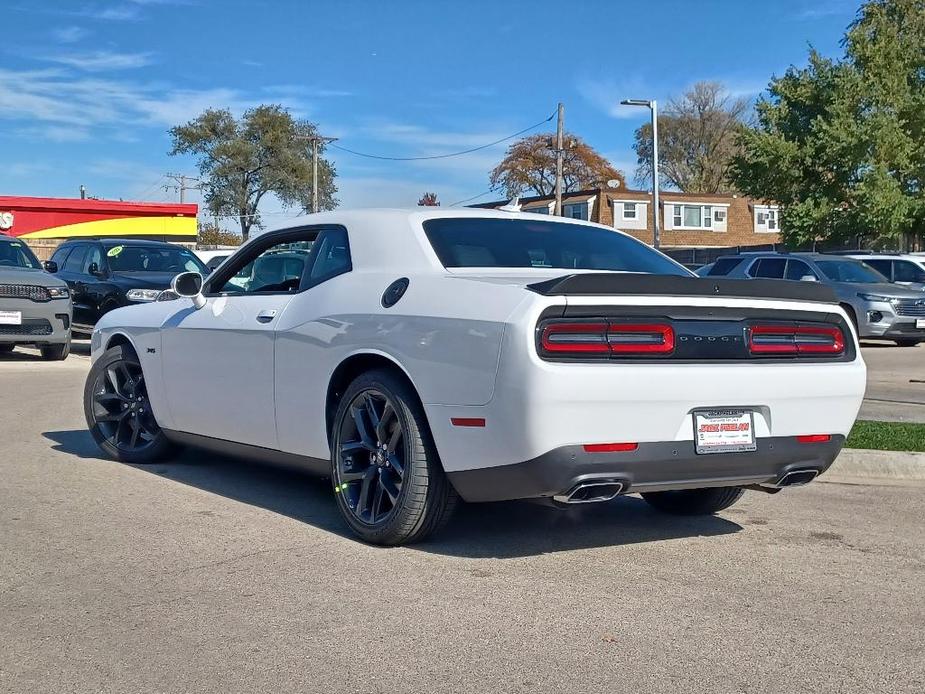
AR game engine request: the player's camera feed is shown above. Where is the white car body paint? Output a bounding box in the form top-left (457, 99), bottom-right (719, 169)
top-left (91, 209), bottom-right (866, 500)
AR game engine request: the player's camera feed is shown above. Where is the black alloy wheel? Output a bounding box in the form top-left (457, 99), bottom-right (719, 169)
top-left (84, 344), bottom-right (174, 463)
top-left (331, 369), bottom-right (458, 545)
top-left (334, 389), bottom-right (406, 525)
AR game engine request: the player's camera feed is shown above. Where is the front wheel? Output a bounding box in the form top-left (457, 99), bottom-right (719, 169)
top-left (331, 369), bottom-right (458, 545)
top-left (83, 344), bottom-right (174, 464)
top-left (642, 487), bottom-right (745, 515)
top-left (40, 342), bottom-right (70, 361)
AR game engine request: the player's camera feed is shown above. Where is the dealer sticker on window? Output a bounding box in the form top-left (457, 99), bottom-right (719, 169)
top-left (0, 310), bottom-right (22, 325)
top-left (694, 409), bottom-right (756, 454)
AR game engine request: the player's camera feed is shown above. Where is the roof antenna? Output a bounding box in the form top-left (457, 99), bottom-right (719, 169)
top-left (499, 196), bottom-right (521, 213)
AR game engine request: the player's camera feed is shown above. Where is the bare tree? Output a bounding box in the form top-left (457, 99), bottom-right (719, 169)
top-left (633, 82), bottom-right (749, 193)
top-left (418, 192), bottom-right (440, 206)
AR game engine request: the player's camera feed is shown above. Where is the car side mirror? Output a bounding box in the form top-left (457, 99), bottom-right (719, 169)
top-left (43, 260), bottom-right (58, 273)
top-left (800, 275), bottom-right (818, 282)
top-left (88, 262), bottom-right (102, 276)
top-left (171, 272), bottom-right (206, 309)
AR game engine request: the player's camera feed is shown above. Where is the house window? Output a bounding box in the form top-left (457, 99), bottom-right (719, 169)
top-left (563, 203), bottom-right (588, 220)
top-left (714, 209), bottom-right (726, 223)
top-left (622, 202), bottom-right (637, 220)
top-left (755, 206), bottom-right (780, 233)
top-left (523, 206), bottom-right (549, 215)
top-left (672, 204), bottom-right (715, 230)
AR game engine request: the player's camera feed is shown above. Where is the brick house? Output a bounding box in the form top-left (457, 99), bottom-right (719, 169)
top-left (472, 187), bottom-right (781, 249)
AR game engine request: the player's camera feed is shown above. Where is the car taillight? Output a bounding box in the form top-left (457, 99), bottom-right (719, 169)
top-left (747, 325), bottom-right (844, 355)
top-left (540, 321), bottom-right (674, 357)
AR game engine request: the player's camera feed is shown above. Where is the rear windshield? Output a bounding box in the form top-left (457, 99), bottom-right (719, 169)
top-left (106, 244), bottom-right (208, 274)
top-left (0, 238), bottom-right (41, 270)
top-left (422, 218), bottom-right (690, 276)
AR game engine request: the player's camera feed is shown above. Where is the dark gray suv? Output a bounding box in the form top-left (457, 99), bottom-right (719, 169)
top-left (705, 252), bottom-right (925, 346)
top-left (0, 236), bottom-right (72, 359)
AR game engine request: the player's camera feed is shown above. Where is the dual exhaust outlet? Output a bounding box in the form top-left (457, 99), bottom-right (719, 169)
top-left (555, 468), bottom-right (820, 504)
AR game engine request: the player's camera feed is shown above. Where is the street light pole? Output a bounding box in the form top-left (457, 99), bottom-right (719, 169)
top-left (621, 99), bottom-right (660, 249)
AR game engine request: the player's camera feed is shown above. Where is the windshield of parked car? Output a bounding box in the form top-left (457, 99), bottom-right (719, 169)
top-left (815, 259), bottom-right (888, 284)
top-left (105, 245), bottom-right (208, 274)
top-left (0, 238), bottom-right (42, 269)
top-left (423, 218), bottom-right (691, 275)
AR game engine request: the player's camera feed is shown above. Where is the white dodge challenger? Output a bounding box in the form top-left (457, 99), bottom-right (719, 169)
top-left (84, 209), bottom-right (866, 545)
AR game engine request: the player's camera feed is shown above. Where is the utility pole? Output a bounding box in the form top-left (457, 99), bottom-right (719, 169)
top-left (297, 134), bottom-right (338, 213)
top-left (164, 173), bottom-right (200, 204)
top-left (554, 102), bottom-right (564, 216)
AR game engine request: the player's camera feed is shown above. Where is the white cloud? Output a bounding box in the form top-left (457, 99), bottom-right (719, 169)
top-left (577, 77), bottom-right (658, 119)
top-left (52, 26), bottom-right (89, 43)
top-left (0, 66), bottom-right (313, 133)
top-left (41, 50), bottom-right (155, 71)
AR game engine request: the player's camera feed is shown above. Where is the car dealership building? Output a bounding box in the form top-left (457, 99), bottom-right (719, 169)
top-left (0, 195), bottom-right (198, 259)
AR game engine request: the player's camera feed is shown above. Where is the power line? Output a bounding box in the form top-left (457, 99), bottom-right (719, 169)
top-left (449, 190), bottom-right (494, 207)
top-left (329, 111), bottom-right (556, 162)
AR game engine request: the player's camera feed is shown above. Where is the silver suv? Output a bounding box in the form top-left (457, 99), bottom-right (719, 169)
top-left (705, 252), bottom-right (925, 346)
top-left (0, 236), bottom-right (72, 359)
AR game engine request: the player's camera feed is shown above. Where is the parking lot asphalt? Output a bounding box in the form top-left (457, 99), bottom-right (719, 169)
top-left (1, 345), bottom-right (924, 692)
top-left (859, 341), bottom-right (925, 422)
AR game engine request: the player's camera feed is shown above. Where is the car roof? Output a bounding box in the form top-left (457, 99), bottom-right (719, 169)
top-left (59, 238), bottom-right (181, 247)
top-left (260, 207), bottom-right (661, 274)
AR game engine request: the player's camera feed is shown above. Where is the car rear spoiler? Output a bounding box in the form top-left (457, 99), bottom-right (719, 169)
top-left (526, 273), bottom-right (838, 303)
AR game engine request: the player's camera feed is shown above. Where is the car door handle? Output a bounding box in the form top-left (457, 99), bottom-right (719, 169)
top-left (256, 309), bottom-right (278, 323)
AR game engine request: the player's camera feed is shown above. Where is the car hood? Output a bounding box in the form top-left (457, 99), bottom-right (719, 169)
top-left (832, 281), bottom-right (925, 299)
top-left (0, 266), bottom-right (68, 288)
top-left (109, 271), bottom-right (178, 289)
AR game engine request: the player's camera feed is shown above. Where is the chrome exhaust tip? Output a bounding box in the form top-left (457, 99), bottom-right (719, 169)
top-left (776, 468), bottom-right (820, 487)
top-left (553, 480), bottom-right (625, 504)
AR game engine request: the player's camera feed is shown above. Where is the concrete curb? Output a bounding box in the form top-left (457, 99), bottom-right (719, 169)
top-left (823, 447), bottom-right (925, 484)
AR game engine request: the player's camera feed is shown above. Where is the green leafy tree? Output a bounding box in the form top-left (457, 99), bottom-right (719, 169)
top-left (731, 0), bottom-right (925, 249)
top-left (633, 81), bottom-right (749, 193)
top-left (170, 105), bottom-right (337, 240)
top-left (197, 222), bottom-right (242, 247)
top-left (489, 133), bottom-right (625, 197)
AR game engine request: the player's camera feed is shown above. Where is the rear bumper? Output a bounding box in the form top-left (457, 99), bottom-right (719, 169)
top-left (0, 298), bottom-right (71, 345)
top-left (447, 435), bottom-right (844, 502)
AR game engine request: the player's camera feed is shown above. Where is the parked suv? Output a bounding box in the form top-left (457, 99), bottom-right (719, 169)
top-left (705, 252), bottom-right (925, 345)
top-left (842, 253), bottom-right (925, 288)
top-left (48, 238), bottom-right (209, 334)
top-left (0, 235), bottom-right (72, 359)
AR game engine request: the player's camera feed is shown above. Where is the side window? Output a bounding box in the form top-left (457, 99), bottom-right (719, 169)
top-left (785, 260), bottom-right (817, 280)
top-left (749, 258), bottom-right (786, 279)
top-left (893, 260), bottom-right (925, 283)
top-left (83, 245), bottom-right (103, 274)
top-left (50, 245), bottom-right (72, 267)
top-left (62, 244), bottom-right (88, 273)
top-left (865, 259), bottom-right (892, 280)
top-left (305, 227), bottom-right (352, 286)
top-left (208, 231), bottom-right (318, 295)
top-left (707, 257), bottom-right (744, 276)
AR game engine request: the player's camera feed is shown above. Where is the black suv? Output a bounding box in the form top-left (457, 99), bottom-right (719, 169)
top-left (47, 238), bottom-right (209, 334)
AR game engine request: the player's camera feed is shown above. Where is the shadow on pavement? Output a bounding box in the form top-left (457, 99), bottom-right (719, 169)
top-left (43, 429), bottom-right (743, 558)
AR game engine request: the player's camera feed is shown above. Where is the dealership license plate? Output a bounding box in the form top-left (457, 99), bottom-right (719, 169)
top-left (694, 409), bottom-right (756, 454)
top-left (0, 311), bottom-right (21, 325)
top-left (916, 319), bottom-right (925, 329)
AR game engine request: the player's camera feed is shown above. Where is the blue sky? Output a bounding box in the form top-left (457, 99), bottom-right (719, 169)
top-left (3, 0), bottom-right (857, 228)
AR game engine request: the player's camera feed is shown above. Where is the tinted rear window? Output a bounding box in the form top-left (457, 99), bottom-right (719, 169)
top-left (706, 257), bottom-right (744, 276)
top-left (422, 218), bottom-right (689, 276)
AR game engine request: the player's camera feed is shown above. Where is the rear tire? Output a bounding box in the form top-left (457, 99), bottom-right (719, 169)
top-left (642, 486), bottom-right (745, 515)
top-left (40, 342), bottom-right (70, 361)
top-left (84, 344), bottom-right (175, 464)
top-left (0, 344), bottom-right (14, 354)
top-left (894, 339), bottom-right (920, 347)
top-left (331, 369), bottom-right (458, 545)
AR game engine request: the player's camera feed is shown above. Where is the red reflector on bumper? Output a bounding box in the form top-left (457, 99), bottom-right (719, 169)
top-left (583, 442), bottom-right (638, 453)
top-left (451, 417), bottom-right (486, 427)
top-left (796, 434), bottom-right (832, 443)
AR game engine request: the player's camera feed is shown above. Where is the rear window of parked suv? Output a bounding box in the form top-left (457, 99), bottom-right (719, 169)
top-left (422, 218), bottom-right (690, 276)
